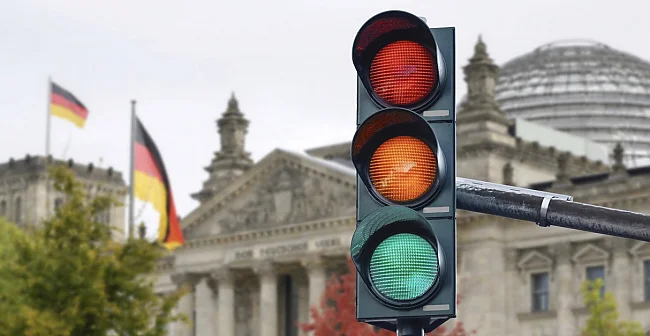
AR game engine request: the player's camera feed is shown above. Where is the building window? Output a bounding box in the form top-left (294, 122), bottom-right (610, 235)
top-left (54, 198), bottom-right (63, 211)
top-left (586, 265), bottom-right (605, 297)
top-left (14, 197), bottom-right (21, 224)
top-left (93, 208), bottom-right (111, 224)
top-left (643, 260), bottom-right (650, 301)
top-left (0, 200), bottom-right (5, 217)
top-left (531, 272), bottom-right (550, 312)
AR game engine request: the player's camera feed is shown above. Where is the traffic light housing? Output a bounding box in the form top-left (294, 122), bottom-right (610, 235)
top-left (350, 10), bottom-right (456, 333)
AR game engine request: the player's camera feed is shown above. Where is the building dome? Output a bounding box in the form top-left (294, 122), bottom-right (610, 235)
top-left (494, 39), bottom-right (650, 165)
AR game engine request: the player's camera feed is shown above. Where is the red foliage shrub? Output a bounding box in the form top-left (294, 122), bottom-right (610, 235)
top-left (300, 256), bottom-right (475, 336)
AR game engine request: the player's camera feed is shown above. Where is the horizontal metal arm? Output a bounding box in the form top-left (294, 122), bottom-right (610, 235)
top-left (456, 177), bottom-right (650, 242)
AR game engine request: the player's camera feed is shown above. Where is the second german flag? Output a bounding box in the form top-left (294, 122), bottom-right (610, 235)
top-left (133, 117), bottom-right (184, 250)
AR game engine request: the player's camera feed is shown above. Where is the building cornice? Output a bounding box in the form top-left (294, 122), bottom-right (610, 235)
top-left (458, 139), bottom-right (608, 177)
top-left (180, 209), bottom-right (488, 253)
top-left (184, 215), bottom-right (355, 250)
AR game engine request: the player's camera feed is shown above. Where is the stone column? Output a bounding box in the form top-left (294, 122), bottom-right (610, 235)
top-left (457, 237), bottom-right (507, 334)
top-left (301, 255), bottom-right (327, 316)
top-left (255, 262), bottom-right (279, 336)
top-left (213, 268), bottom-right (235, 336)
top-left (170, 273), bottom-right (199, 336)
top-left (195, 275), bottom-right (217, 336)
top-left (552, 242), bottom-right (574, 336)
top-left (503, 248), bottom-right (519, 336)
top-left (609, 237), bottom-right (632, 319)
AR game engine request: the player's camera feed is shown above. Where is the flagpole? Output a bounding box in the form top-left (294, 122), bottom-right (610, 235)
top-left (45, 77), bottom-right (52, 218)
top-left (128, 100), bottom-right (136, 239)
top-left (46, 77), bottom-right (52, 157)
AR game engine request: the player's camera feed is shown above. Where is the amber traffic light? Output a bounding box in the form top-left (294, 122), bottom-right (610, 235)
top-left (352, 108), bottom-right (446, 209)
top-left (369, 135), bottom-right (437, 203)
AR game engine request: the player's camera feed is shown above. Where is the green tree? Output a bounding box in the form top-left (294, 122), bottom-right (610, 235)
top-left (581, 278), bottom-right (645, 336)
top-left (0, 165), bottom-right (187, 336)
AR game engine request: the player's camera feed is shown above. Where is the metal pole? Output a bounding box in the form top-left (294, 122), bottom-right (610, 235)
top-left (456, 177), bottom-right (650, 242)
top-left (396, 319), bottom-right (424, 336)
top-left (45, 77), bottom-right (52, 218)
top-left (46, 77), bottom-right (52, 157)
top-left (128, 100), bottom-right (136, 239)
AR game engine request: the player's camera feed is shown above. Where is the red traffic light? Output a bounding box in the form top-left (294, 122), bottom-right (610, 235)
top-left (352, 11), bottom-right (445, 111)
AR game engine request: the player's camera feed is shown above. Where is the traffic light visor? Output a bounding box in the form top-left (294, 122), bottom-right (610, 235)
top-left (352, 108), bottom-right (442, 207)
top-left (351, 206), bottom-right (443, 307)
top-left (353, 10), bottom-right (440, 110)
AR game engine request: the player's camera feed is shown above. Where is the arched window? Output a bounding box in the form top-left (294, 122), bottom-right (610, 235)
top-left (0, 200), bottom-right (6, 217)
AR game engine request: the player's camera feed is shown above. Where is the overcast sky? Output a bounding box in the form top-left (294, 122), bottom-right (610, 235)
top-left (1, 0), bottom-right (649, 238)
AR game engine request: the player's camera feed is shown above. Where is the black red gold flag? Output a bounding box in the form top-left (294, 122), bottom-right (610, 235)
top-left (50, 82), bottom-right (89, 128)
top-left (133, 118), bottom-right (184, 250)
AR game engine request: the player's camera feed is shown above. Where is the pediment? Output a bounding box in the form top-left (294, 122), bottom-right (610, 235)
top-left (517, 250), bottom-right (553, 271)
top-left (631, 241), bottom-right (650, 258)
top-left (571, 243), bottom-right (609, 264)
top-left (182, 149), bottom-right (356, 239)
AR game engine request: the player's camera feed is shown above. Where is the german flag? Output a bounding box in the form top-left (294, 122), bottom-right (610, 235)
top-left (50, 82), bottom-right (89, 128)
top-left (133, 117), bottom-right (184, 250)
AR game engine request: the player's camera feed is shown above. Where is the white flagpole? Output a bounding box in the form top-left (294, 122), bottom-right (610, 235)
top-left (128, 100), bottom-right (136, 239)
top-left (46, 77), bottom-right (52, 157)
top-left (45, 77), bottom-right (52, 218)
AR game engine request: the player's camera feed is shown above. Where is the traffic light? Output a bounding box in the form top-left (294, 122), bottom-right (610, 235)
top-left (349, 10), bottom-right (456, 333)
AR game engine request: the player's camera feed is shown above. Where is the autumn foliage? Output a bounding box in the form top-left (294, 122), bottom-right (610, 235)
top-left (300, 256), bottom-right (475, 336)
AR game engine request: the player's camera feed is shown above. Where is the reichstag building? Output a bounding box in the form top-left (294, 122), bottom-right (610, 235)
top-left (2, 37), bottom-right (650, 336)
top-left (152, 37), bottom-right (650, 336)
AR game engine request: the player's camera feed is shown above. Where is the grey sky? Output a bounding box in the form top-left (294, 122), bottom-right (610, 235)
top-left (1, 0), bottom-right (649, 235)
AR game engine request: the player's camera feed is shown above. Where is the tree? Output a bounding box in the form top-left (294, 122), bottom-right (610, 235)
top-left (0, 165), bottom-right (187, 336)
top-left (300, 256), bottom-right (475, 336)
top-left (580, 278), bottom-right (645, 336)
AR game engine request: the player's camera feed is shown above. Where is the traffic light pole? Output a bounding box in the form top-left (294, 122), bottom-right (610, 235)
top-left (396, 319), bottom-right (424, 336)
top-left (456, 177), bottom-right (650, 242)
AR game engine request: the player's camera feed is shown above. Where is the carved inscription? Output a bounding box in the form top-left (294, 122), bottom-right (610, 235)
top-left (260, 242), bottom-right (309, 258)
top-left (234, 250), bottom-right (253, 260)
top-left (315, 237), bottom-right (341, 249)
top-left (230, 237), bottom-right (343, 261)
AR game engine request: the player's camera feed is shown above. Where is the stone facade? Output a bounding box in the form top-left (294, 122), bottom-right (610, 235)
top-left (156, 38), bottom-right (650, 336)
top-left (0, 155), bottom-right (127, 240)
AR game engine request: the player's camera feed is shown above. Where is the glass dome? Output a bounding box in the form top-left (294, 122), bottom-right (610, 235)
top-left (494, 39), bottom-right (650, 166)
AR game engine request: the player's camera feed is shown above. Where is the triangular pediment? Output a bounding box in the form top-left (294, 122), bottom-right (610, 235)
top-left (517, 251), bottom-right (553, 270)
top-left (571, 243), bottom-right (609, 264)
top-left (631, 241), bottom-right (650, 258)
top-left (181, 149), bottom-right (356, 238)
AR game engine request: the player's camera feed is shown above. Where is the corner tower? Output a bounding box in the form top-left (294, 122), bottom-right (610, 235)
top-left (191, 92), bottom-right (253, 203)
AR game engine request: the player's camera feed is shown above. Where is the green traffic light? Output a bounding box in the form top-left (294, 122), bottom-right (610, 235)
top-left (368, 233), bottom-right (438, 301)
